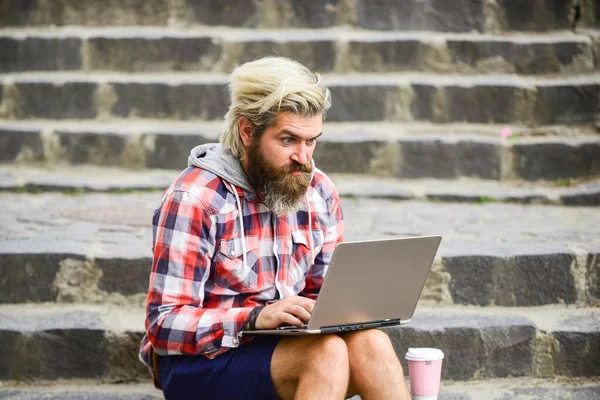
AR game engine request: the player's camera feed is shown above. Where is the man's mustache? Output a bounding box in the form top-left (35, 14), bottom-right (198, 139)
top-left (286, 162), bottom-right (312, 174)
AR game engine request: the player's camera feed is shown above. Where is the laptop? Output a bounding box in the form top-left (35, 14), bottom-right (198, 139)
top-left (241, 235), bottom-right (442, 336)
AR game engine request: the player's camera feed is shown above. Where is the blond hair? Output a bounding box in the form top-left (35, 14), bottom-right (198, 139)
top-left (220, 56), bottom-right (331, 158)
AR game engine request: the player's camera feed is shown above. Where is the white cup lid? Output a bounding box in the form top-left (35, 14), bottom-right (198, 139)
top-left (405, 347), bottom-right (445, 361)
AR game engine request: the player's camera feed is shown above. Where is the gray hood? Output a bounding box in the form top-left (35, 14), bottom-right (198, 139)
top-left (187, 144), bottom-right (256, 194)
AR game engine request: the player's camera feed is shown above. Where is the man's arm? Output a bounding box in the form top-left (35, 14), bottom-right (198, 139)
top-left (301, 188), bottom-right (344, 300)
top-left (144, 190), bottom-right (252, 356)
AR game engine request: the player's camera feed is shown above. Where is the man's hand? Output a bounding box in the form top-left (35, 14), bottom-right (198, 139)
top-left (255, 296), bottom-right (315, 330)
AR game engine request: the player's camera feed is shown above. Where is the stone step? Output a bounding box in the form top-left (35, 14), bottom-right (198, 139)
top-left (1, 72), bottom-right (598, 125)
top-left (1, 192), bottom-right (598, 308)
top-left (0, 303), bottom-right (598, 381)
top-left (2, 120), bottom-right (598, 181)
top-left (1, 378), bottom-right (600, 400)
top-left (0, 0), bottom-right (596, 32)
top-left (2, 165), bottom-right (600, 206)
top-left (0, 27), bottom-right (596, 75)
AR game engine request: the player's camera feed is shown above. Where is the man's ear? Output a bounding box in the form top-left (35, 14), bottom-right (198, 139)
top-left (239, 117), bottom-right (254, 148)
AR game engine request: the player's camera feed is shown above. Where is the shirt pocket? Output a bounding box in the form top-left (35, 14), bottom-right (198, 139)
top-left (214, 235), bottom-right (261, 293)
top-left (288, 229), bottom-right (324, 288)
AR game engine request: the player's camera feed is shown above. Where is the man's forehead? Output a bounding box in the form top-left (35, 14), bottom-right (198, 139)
top-left (273, 112), bottom-right (323, 137)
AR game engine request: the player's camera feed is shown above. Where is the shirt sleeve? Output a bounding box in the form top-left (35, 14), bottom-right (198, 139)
top-left (144, 190), bottom-right (252, 357)
top-left (301, 187), bottom-right (344, 300)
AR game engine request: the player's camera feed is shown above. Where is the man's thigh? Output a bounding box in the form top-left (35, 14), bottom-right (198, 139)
top-left (158, 336), bottom-right (282, 400)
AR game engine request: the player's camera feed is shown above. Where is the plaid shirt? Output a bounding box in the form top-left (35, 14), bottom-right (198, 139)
top-left (139, 165), bottom-right (344, 378)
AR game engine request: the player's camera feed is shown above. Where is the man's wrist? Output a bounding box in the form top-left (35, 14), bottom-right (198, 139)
top-left (244, 305), bottom-right (265, 331)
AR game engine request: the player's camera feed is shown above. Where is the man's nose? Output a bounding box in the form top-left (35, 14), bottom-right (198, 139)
top-left (291, 144), bottom-right (311, 165)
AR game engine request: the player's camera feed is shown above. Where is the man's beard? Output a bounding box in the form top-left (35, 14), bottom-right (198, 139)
top-left (246, 141), bottom-right (312, 217)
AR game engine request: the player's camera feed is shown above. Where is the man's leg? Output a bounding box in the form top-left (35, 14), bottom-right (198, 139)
top-left (342, 329), bottom-right (411, 400)
top-left (270, 334), bottom-right (350, 400)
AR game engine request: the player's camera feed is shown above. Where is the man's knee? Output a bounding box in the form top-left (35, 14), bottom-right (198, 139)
top-left (305, 334), bottom-right (350, 374)
top-left (344, 329), bottom-right (401, 367)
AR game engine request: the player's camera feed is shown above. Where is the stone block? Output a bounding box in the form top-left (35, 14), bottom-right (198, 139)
top-left (145, 133), bottom-right (213, 169)
top-left (232, 40), bottom-right (335, 72)
top-left (313, 141), bottom-right (383, 174)
top-left (0, 330), bottom-right (22, 379)
top-left (96, 257), bottom-right (152, 296)
top-left (327, 85), bottom-right (395, 121)
top-left (0, 128), bottom-right (44, 162)
top-left (104, 331), bottom-right (148, 381)
top-left (444, 253), bottom-right (578, 306)
top-left (0, 253), bottom-right (81, 303)
top-left (553, 331), bottom-right (600, 377)
top-left (357, 0), bottom-right (485, 32)
top-left (534, 84), bottom-right (599, 124)
top-left (410, 84), bottom-right (438, 121)
top-left (186, 0), bottom-right (260, 27)
top-left (111, 83), bottom-right (229, 120)
top-left (398, 139), bottom-right (500, 179)
top-left (561, 188), bottom-right (600, 206)
top-left (87, 37), bottom-right (221, 72)
top-left (513, 141), bottom-right (600, 181)
top-left (445, 85), bottom-right (521, 123)
top-left (284, 0), bottom-right (340, 28)
top-left (385, 313), bottom-right (536, 380)
top-left (447, 40), bottom-right (592, 74)
top-left (511, 253), bottom-right (578, 306)
top-left (56, 132), bottom-right (127, 166)
top-left (0, 37), bottom-right (82, 72)
top-left (587, 252), bottom-right (600, 303)
top-left (496, 0), bottom-right (574, 31)
top-left (347, 40), bottom-right (428, 72)
top-left (12, 82), bottom-right (97, 119)
top-left (0, 0), bottom-right (171, 26)
top-left (14, 329), bottom-right (107, 379)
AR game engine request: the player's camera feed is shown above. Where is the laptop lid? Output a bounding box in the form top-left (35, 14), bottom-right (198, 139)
top-left (306, 235), bottom-right (442, 330)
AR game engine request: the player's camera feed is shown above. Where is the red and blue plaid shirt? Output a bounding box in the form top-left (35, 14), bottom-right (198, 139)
top-left (139, 165), bottom-right (344, 377)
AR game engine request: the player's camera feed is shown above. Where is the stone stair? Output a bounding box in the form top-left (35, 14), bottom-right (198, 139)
top-left (1, 0), bottom-right (599, 398)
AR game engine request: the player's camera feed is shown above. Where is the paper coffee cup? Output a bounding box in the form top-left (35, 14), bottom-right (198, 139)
top-left (405, 348), bottom-right (444, 400)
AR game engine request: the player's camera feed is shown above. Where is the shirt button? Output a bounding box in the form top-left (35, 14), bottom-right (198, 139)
top-left (232, 338), bottom-right (238, 345)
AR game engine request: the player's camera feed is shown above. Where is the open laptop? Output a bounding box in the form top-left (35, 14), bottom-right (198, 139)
top-left (242, 235), bottom-right (442, 336)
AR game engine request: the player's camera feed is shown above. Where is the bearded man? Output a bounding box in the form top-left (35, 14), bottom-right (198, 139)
top-left (139, 57), bottom-right (411, 400)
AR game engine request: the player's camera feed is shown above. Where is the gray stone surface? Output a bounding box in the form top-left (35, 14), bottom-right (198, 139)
top-left (534, 84), bottom-right (600, 125)
top-left (327, 85), bottom-right (395, 121)
top-left (0, 304), bottom-right (598, 381)
top-left (230, 40), bottom-right (336, 73)
top-left (398, 139), bottom-right (500, 179)
top-left (185, 0), bottom-right (259, 28)
top-left (0, 0), bottom-right (171, 26)
top-left (587, 252), bottom-right (600, 304)
top-left (356, 0), bottom-right (485, 32)
top-left (553, 331), bottom-right (600, 377)
top-left (496, 0), bottom-right (575, 31)
top-left (1, 192), bottom-right (599, 305)
top-left (2, 378), bottom-right (600, 400)
top-left (87, 37), bottom-right (221, 73)
top-left (312, 141), bottom-right (386, 174)
top-left (446, 40), bottom-right (593, 74)
top-left (386, 313), bottom-right (536, 380)
top-left (444, 86), bottom-right (521, 124)
top-left (444, 253), bottom-right (578, 307)
top-left (1, 31), bottom-right (593, 75)
top-left (513, 140), bottom-right (600, 181)
top-left (56, 132), bottom-right (128, 167)
top-left (96, 258), bottom-right (152, 296)
top-left (0, 128), bottom-right (43, 163)
top-left (0, 38), bottom-right (82, 73)
top-left (5, 82), bottom-right (97, 120)
top-left (0, 253), bottom-right (79, 303)
top-left (144, 132), bottom-right (213, 170)
top-left (110, 83), bottom-right (228, 120)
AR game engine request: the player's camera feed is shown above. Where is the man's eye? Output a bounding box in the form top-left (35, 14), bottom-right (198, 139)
top-left (306, 138), bottom-right (317, 146)
top-left (282, 137), bottom-right (293, 145)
